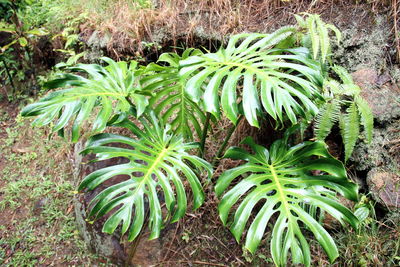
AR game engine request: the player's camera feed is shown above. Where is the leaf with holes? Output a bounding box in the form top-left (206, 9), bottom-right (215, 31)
top-left (21, 57), bottom-right (147, 142)
top-left (141, 48), bottom-right (207, 140)
top-left (215, 133), bottom-right (359, 266)
top-left (79, 114), bottom-right (212, 241)
top-left (179, 28), bottom-right (323, 127)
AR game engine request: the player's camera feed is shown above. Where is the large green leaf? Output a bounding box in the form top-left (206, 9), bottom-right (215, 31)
top-left (141, 48), bottom-right (207, 140)
top-left (215, 133), bottom-right (359, 266)
top-left (79, 114), bottom-right (212, 241)
top-left (21, 57), bottom-right (147, 142)
top-left (179, 28), bottom-right (324, 127)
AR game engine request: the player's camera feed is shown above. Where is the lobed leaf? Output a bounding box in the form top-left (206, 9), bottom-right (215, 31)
top-left (21, 57), bottom-right (146, 142)
top-left (216, 133), bottom-right (359, 266)
top-left (179, 29), bottom-right (323, 127)
top-left (141, 49), bottom-right (207, 141)
top-left (80, 114), bottom-right (213, 241)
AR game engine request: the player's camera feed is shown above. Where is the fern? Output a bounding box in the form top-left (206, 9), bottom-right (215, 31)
top-left (340, 103), bottom-right (360, 161)
top-left (316, 65), bottom-right (373, 160)
top-left (315, 99), bottom-right (340, 140)
top-left (295, 13), bottom-right (341, 63)
top-left (331, 65), bottom-right (354, 84)
top-left (355, 96), bottom-right (373, 143)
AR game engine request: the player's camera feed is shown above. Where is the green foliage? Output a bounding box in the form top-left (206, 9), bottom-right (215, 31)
top-left (142, 48), bottom-right (207, 140)
top-left (180, 27), bottom-right (323, 127)
top-left (295, 13), bottom-right (341, 63)
top-left (0, 0), bottom-right (54, 99)
top-left (80, 113), bottom-right (212, 241)
top-left (21, 57), bottom-right (147, 142)
top-left (0, 21), bottom-right (48, 52)
top-left (340, 103), bottom-right (360, 161)
top-left (315, 65), bottom-right (374, 161)
top-left (314, 98), bottom-right (340, 140)
top-left (20, 15), bottom-right (367, 267)
top-left (215, 131), bottom-right (359, 266)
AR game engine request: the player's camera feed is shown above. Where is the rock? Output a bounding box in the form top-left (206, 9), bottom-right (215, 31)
top-left (367, 168), bottom-right (400, 210)
top-left (73, 142), bottom-right (175, 266)
top-left (32, 197), bottom-right (49, 215)
top-left (351, 68), bottom-right (400, 124)
top-left (333, 15), bottom-right (391, 73)
top-left (351, 119), bottom-right (400, 171)
top-left (359, 83), bottom-right (400, 123)
top-left (352, 68), bottom-right (378, 87)
top-left (87, 30), bottom-right (112, 49)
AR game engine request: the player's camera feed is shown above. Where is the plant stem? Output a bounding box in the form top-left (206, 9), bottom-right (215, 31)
top-left (125, 207), bottom-right (150, 266)
top-left (125, 96), bottom-right (136, 108)
top-left (1, 58), bottom-right (16, 99)
top-left (212, 115), bottom-right (244, 166)
top-left (198, 112), bottom-right (211, 158)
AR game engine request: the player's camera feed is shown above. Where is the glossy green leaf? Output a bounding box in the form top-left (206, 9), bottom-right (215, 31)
top-left (179, 28), bottom-right (323, 127)
top-left (18, 37), bottom-right (28, 47)
top-left (26, 28), bottom-right (49, 36)
top-left (20, 57), bottom-right (146, 142)
top-left (141, 49), bottom-right (207, 141)
top-left (216, 133), bottom-right (359, 266)
top-left (79, 114), bottom-right (212, 241)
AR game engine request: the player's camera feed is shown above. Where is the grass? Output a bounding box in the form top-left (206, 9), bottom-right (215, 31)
top-left (0, 103), bottom-right (115, 266)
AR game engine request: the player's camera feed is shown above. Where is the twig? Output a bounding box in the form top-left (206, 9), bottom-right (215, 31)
top-left (393, 0), bottom-right (400, 62)
top-left (1, 58), bottom-right (16, 100)
top-left (162, 222), bottom-right (180, 261)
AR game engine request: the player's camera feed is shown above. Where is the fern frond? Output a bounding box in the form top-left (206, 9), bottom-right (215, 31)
top-left (296, 13), bottom-right (342, 63)
top-left (316, 16), bottom-right (330, 63)
top-left (315, 99), bottom-right (340, 141)
top-left (326, 24), bottom-right (342, 44)
top-left (308, 16), bottom-right (320, 60)
top-left (332, 65), bottom-right (354, 84)
top-left (355, 96), bottom-right (374, 143)
top-left (340, 103), bottom-right (360, 161)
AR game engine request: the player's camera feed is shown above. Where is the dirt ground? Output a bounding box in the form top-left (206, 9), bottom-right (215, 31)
top-left (0, 99), bottom-right (117, 266)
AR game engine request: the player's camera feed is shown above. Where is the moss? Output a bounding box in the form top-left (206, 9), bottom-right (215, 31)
top-left (333, 15), bottom-right (392, 73)
top-left (351, 119), bottom-right (400, 172)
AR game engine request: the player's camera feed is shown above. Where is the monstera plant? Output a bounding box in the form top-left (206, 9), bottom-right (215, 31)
top-left (21, 14), bottom-right (373, 266)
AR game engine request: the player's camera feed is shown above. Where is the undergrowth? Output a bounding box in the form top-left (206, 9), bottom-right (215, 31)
top-left (0, 104), bottom-right (115, 266)
top-left (37, 0), bottom-right (397, 56)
